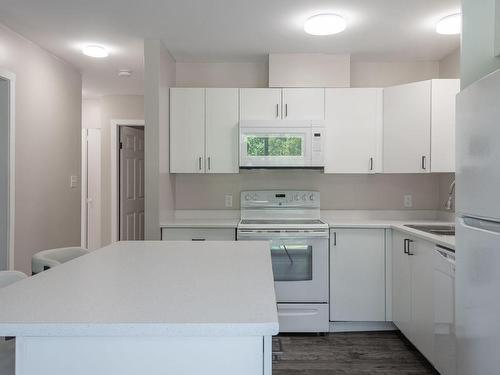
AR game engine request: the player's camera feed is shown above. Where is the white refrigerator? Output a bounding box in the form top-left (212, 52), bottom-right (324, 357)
top-left (456, 68), bottom-right (500, 375)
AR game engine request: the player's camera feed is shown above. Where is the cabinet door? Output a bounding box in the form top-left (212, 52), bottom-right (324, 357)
top-left (392, 231), bottom-right (412, 336)
top-left (330, 228), bottom-right (386, 321)
top-left (430, 79), bottom-right (460, 173)
top-left (410, 238), bottom-right (436, 365)
top-left (324, 88), bottom-right (382, 173)
top-left (239, 88), bottom-right (281, 120)
top-left (282, 88), bottom-right (325, 120)
top-left (205, 88), bottom-right (239, 174)
top-left (170, 88), bottom-right (205, 173)
top-left (383, 81), bottom-right (431, 173)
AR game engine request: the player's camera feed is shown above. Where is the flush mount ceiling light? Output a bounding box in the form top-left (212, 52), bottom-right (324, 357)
top-left (304, 13), bottom-right (347, 36)
top-left (82, 44), bottom-right (109, 58)
top-left (436, 13), bottom-right (461, 35)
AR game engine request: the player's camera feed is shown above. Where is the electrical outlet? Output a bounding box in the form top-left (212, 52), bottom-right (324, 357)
top-left (404, 195), bottom-right (413, 208)
top-left (224, 194), bottom-right (233, 208)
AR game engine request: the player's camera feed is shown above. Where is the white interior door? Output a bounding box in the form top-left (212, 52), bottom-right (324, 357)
top-left (205, 88), bottom-right (239, 173)
top-left (84, 129), bottom-right (101, 250)
top-left (0, 78), bottom-right (9, 270)
top-left (120, 126), bottom-right (145, 241)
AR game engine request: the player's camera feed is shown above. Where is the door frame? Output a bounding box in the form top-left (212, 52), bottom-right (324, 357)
top-left (81, 128), bottom-right (102, 249)
top-left (0, 69), bottom-right (16, 270)
top-left (110, 119), bottom-right (145, 242)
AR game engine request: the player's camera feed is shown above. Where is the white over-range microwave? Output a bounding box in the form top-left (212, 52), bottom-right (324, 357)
top-left (239, 120), bottom-right (325, 168)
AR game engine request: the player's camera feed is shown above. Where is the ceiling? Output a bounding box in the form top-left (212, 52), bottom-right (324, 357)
top-left (0, 0), bottom-right (460, 97)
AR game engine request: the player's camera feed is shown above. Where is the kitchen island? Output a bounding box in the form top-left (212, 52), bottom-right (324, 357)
top-left (0, 241), bottom-right (278, 375)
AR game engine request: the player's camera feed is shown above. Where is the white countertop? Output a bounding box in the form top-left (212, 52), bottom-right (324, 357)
top-left (0, 241), bottom-right (279, 337)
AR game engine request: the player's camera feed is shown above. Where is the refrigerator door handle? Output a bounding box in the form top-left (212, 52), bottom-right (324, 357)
top-left (461, 216), bottom-right (500, 234)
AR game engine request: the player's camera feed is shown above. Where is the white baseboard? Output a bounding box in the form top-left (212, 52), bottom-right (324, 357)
top-left (329, 321), bottom-right (397, 333)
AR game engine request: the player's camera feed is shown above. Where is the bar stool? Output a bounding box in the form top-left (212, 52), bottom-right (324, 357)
top-left (32, 247), bottom-right (89, 275)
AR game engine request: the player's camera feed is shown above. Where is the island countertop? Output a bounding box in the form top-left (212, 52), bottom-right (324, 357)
top-left (0, 241), bottom-right (279, 337)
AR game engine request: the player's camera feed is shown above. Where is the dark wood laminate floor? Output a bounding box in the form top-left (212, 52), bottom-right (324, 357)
top-left (272, 331), bottom-right (438, 375)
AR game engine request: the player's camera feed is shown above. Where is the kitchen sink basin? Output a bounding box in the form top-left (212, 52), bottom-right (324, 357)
top-left (404, 224), bottom-right (455, 236)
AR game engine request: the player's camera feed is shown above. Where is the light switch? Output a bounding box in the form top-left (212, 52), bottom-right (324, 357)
top-left (404, 195), bottom-right (413, 208)
top-left (70, 175), bottom-right (79, 188)
top-left (225, 194), bottom-right (233, 208)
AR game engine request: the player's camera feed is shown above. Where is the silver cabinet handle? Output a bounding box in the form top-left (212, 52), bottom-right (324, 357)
top-left (369, 157), bottom-right (374, 171)
top-left (421, 155), bottom-right (427, 170)
top-left (285, 103), bottom-right (288, 118)
top-left (198, 156), bottom-right (202, 171)
top-left (207, 156), bottom-right (211, 171)
top-left (333, 232), bottom-right (337, 246)
top-left (404, 239), bottom-right (409, 254)
top-left (276, 104), bottom-right (279, 118)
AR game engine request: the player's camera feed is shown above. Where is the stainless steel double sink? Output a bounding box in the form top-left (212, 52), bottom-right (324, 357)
top-left (404, 224), bottom-right (455, 236)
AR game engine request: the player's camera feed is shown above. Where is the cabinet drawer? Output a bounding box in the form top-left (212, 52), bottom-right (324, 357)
top-left (161, 228), bottom-right (235, 241)
top-left (277, 303), bottom-right (329, 333)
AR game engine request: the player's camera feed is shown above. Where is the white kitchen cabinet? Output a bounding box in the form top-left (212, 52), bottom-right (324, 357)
top-left (383, 79), bottom-right (459, 173)
top-left (392, 231), bottom-right (436, 365)
top-left (170, 88), bottom-right (205, 173)
top-left (282, 88), bottom-right (325, 120)
top-left (239, 88), bottom-right (282, 120)
top-left (170, 88), bottom-right (239, 174)
top-left (161, 227), bottom-right (236, 241)
top-left (430, 80), bottom-right (460, 172)
top-left (205, 88), bottom-right (239, 173)
top-left (324, 88), bottom-right (383, 173)
top-left (240, 88), bottom-right (324, 121)
top-left (383, 80), bottom-right (431, 173)
top-left (330, 228), bottom-right (386, 321)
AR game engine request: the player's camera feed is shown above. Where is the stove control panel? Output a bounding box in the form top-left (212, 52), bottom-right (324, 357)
top-left (241, 190), bottom-right (320, 208)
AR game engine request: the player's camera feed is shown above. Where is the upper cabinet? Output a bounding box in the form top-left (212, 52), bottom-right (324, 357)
top-left (324, 88), bottom-right (383, 173)
top-left (430, 80), bottom-right (460, 173)
top-left (170, 88), bottom-right (205, 173)
top-left (239, 88), bottom-right (282, 120)
top-left (383, 79), bottom-right (459, 173)
top-left (170, 88), bottom-right (239, 174)
top-left (240, 88), bottom-right (324, 121)
top-left (383, 80), bottom-right (432, 173)
top-left (281, 88), bottom-right (325, 120)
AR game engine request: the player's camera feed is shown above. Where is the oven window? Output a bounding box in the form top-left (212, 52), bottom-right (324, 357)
top-left (271, 244), bottom-right (313, 281)
top-left (245, 135), bottom-right (303, 157)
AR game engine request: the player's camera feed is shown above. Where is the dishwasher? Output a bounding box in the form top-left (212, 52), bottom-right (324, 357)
top-left (433, 245), bottom-right (456, 375)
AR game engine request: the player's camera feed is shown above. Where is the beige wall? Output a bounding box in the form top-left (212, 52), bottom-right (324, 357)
top-left (0, 23), bottom-right (82, 274)
top-left (439, 48), bottom-right (461, 79)
top-left (175, 173), bottom-right (441, 210)
top-left (351, 61), bottom-right (440, 87)
top-left (144, 40), bottom-right (176, 239)
top-left (82, 96), bottom-right (144, 246)
top-left (176, 62), bottom-right (268, 88)
top-left (461, 0), bottom-right (500, 88)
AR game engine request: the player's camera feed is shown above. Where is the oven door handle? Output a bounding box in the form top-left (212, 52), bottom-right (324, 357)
top-left (237, 231), bottom-right (329, 240)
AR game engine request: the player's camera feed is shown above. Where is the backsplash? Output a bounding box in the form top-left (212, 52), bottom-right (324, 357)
top-left (174, 171), bottom-right (454, 210)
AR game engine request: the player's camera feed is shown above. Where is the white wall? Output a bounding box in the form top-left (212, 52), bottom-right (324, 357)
top-left (176, 62), bottom-right (268, 88)
top-left (351, 61), bottom-right (440, 87)
top-left (461, 0), bottom-right (500, 88)
top-left (144, 40), bottom-right (176, 239)
top-left (439, 48), bottom-right (461, 79)
top-left (84, 96), bottom-right (144, 246)
top-left (0, 23), bottom-right (82, 274)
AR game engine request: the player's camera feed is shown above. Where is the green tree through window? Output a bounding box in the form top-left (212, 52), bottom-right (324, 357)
top-left (246, 136), bottom-right (302, 156)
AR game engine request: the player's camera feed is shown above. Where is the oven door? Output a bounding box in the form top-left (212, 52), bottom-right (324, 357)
top-left (239, 127), bottom-right (311, 167)
top-left (237, 229), bottom-right (329, 303)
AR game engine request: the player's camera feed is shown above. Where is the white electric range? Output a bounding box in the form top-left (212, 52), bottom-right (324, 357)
top-left (237, 190), bottom-right (329, 333)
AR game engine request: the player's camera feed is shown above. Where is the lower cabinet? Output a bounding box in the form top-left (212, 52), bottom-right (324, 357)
top-left (161, 227), bottom-right (236, 241)
top-left (330, 228), bottom-right (386, 321)
top-left (392, 231), bottom-right (435, 365)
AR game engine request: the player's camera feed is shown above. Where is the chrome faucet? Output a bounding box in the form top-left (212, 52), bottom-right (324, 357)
top-left (445, 180), bottom-right (456, 210)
